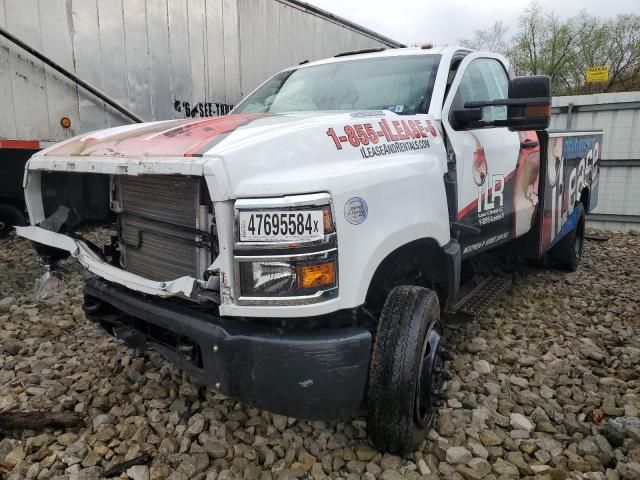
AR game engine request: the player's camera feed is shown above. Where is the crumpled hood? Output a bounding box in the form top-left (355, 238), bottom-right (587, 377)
top-left (38, 113), bottom-right (269, 158)
top-left (30, 111), bottom-right (446, 199)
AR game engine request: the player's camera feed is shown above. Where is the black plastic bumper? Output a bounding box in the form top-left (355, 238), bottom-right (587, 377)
top-left (83, 277), bottom-right (372, 420)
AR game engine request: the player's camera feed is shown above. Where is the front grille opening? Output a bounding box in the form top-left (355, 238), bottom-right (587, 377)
top-left (38, 172), bottom-right (218, 287)
top-left (41, 171), bottom-right (113, 229)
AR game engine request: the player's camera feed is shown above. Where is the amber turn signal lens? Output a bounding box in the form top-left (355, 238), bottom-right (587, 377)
top-left (524, 105), bottom-right (551, 117)
top-left (323, 208), bottom-right (334, 233)
top-left (60, 117), bottom-right (72, 129)
top-left (297, 261), bottom-right (335, 289)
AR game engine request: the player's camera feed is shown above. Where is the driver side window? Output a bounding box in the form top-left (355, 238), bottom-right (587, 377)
top-left (451, 58), bottom-right (509, 124)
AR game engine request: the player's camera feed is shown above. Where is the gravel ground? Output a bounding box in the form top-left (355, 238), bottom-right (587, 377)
top-left (0, 230), bottom-right (639, 480)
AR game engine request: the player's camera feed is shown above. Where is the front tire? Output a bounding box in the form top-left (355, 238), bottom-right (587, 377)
top-left (550, 202), bottom-right (585, 271)
top-left (367, 286), bottom-right (446, 454)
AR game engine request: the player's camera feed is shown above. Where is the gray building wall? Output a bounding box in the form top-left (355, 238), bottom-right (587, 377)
top-left (0, 0), bottom-right (401, 142)
top-left (551, 91), bottom-right (640, 232)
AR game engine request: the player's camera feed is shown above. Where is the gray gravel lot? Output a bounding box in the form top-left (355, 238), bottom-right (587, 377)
top-left (0, 231), bottom-right (639, 480)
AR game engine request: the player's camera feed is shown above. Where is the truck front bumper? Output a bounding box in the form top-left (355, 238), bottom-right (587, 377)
top-left (83, 277), bottom-right (372, 420)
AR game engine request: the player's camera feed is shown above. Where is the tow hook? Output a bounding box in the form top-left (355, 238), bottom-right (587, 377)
top-left (177, 342), bottom-right (196, 362)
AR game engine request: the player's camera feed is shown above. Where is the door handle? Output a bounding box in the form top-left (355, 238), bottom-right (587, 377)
top-left (520, 140), bottom-right (539, 149)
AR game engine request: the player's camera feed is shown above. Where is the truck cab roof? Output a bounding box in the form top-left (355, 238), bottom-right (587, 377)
top-left (292, 46), bottom-right (474, 71)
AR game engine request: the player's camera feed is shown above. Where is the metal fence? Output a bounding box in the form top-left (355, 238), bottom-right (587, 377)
top-left (551, 91), bottom-right (640, 232)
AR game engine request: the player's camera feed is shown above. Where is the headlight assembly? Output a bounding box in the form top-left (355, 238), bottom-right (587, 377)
top-left (238, 256), bottom-right (337, 298)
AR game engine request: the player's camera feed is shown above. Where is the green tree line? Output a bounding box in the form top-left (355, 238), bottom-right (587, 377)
top-left (459, 1), bottom-right (640, 95)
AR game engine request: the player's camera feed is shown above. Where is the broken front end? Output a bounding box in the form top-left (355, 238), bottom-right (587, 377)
top-left (18, 156), bottom-right (370, 420)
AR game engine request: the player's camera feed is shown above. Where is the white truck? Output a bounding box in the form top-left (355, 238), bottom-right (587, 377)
top-left (16, 46), bottom-right (602, 454)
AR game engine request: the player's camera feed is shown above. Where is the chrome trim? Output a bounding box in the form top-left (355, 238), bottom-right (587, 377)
top-left (235, 192), bottom-right (331, 209)
top-left (236, 287), bottom-right (339, 306)
top-left (235, 248), bottom-right (337, 262)
top-left (234, 232), bottom-right (337, 250)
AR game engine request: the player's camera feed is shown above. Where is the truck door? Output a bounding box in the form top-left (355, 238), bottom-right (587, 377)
top-left (441, 53), bottom-right (529, 257)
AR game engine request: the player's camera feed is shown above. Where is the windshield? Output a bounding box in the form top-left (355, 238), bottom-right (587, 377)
top-left (233, 55), bottom-right (442, 115)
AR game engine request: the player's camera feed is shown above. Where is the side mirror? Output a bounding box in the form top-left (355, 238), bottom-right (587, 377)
top-left (505, 75), bottom-right (551, 131)
top-left (453, 75), bottom-right (552, 131)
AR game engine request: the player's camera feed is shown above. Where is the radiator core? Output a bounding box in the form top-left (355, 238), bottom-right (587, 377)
top-left (116, 175), bottom-right (200, 281)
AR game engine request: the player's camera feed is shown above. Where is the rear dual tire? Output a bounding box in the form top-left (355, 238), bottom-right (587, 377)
top-left (367, 286), bottom-right (446, 455)
top-left (550, 203), bottom-right (585, 272)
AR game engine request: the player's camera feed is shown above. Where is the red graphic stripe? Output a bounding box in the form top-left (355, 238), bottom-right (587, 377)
top-left (184, 113), bottom-right (266, 157)
top-left (44, 114), bottom-right (266, 158)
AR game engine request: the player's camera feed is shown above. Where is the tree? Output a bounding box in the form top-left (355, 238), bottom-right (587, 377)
top-left (508, 1), bottom-right (584, 94)
top-left (458, 1), bottom-right (640, 95)
top-left (598, 15), bottom-right (640, 92)
top-left (560, 13), bottom-right (640, 94)
top-left (458, 21), bottom-right (509, 54)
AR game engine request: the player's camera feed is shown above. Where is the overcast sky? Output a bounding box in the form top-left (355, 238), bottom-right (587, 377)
top-left (306, 0), bottom-right (640, 46)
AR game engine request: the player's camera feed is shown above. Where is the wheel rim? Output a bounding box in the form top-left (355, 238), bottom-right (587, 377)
top-left (415, 320), bottom-right (445, 428)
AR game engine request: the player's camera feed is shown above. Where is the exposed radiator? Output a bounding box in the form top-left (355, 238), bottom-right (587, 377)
top-left (115, 175), bottom-right (202, 281)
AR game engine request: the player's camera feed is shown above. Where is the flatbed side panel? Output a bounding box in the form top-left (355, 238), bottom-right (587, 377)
top-left (539, 130), bottom-right (603, 254)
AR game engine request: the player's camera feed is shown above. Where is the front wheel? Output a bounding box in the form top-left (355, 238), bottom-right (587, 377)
top-left (367, 286), bottom-right (447, 454)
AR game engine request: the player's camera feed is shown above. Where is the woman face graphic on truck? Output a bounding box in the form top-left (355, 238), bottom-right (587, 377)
top-left (472, 135), bottom-right (488, 186)
top-left (547, 137), bottom-right (563, 187)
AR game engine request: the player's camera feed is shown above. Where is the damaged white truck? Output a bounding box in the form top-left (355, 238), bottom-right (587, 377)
top-left (17, 46), bottom-right (602, 454)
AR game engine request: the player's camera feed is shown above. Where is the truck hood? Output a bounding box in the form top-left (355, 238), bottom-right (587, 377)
top-left (29, 111), bottom-right (447, 199)
top-left (37, 113), bottom-right (269, 158)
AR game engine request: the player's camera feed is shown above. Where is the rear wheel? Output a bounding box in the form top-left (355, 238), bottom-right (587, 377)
top-left (0, 204), bottom-right (25, 238)
top-left (550, 203), bottom-right (585, 271)
top-left (367, 286), bottom-right (447, 454)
